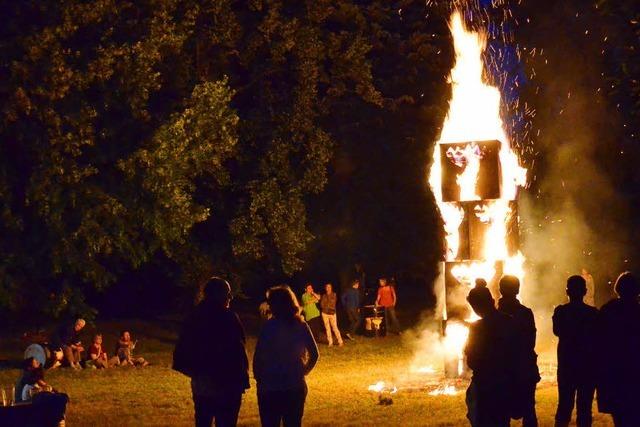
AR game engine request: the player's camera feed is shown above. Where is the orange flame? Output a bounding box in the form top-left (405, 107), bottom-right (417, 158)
top-left (429, 12), bottom-right (528, 365)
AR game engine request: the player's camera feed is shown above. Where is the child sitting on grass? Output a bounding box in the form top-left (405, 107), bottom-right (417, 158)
top-left (88, 334), bottom-right (119, 369)
top-left (116, 331), bottom-right (149, 367)
top-left (17, 357), bottom-right (51, 402)
top-left (15, 356), bottom-right (69, 426)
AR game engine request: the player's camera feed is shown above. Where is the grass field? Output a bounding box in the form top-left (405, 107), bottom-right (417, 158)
top-left (0, 319), bottom-right (615, 426)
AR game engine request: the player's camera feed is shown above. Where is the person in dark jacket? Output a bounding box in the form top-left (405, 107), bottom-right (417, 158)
top-left (465, 281), bottom-right (518, 427)
top-left (173, 277), bottom-right (250, 427)
top-left (597, 272), bottom-right (640, 427)
top-left (320, 283), bottom-right (343, 346)
top-left (52, 318), bottom-right (86, 369)
top-left (253, 285), bottom-right (319, 427)
top-left (553, 275), bottom-right (598, 427)
top-left (341, 279), bottom-right (361, 340)
top-left (497, 275), bottom-right (540, 426)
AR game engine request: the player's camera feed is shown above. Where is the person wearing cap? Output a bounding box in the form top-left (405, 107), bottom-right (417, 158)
top-left (465, 281), bottom-right (518, 427)
top-left (497, 275), bottom-right (540, 426)
top-left (553, 275), bottom-right (598, 427)
top-left (596, 272), bottom-right (640, 427)
top-left (173, 277), bottom-right (250, 427)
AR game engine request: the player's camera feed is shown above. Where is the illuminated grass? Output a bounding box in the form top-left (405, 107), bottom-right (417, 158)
top-left (0, 320), bottom-right (614, 426)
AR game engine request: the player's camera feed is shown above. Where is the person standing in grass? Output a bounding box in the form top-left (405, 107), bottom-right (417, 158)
top-left (553, 275), bottom-right (598, 427)
top-left (253, 285), bottom-right (319, 427)
top-left (497, 275), bottom-right (540, 427)
top-left (341, 279), bottom-right (361, 340)
top-left (596, 272), bottom-right (640, 427)
top-left (320, 283), bottom-right (343, 346)
top-left (465, 281), bottom-right (517, 427)
top-left (376, 278), bottom-right (400, 334)
top-left (301, 284), bottom-right (322, 342)
top-left (173, 277), bottom-right (250, 427)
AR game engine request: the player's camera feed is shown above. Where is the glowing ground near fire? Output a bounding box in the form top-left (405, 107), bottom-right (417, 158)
top-left (0, 328), bottom-right (612, 426)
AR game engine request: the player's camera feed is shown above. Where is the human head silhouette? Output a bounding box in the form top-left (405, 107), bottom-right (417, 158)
top-left (267, 285), bottom-right (302, 322)
top-left (467, 281), bottom-right (495, 318)
top-left (614, 272), bottom-right (639, 301)
top-left (203, 277), bottom-right (232, 308)
top-left (566, 275), bottom-right (587, 301)
top-left (499, 275), bottom-right (520, 299)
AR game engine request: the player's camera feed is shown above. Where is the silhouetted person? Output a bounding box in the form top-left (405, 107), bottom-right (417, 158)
top-left (341, 279), bottom-right (361, 340)
top-left (553, 275), bottom-right (598, 427)
top-left (597, 272), bottom-right (640, 427)
top-left (173, 277), bottom-right (249, 427)
top-left (465, 281), bottom-right (517, 427)
top-left (253, 285), bottom-right (319, 427)
top-left (497, 275), bottom-right (540, 427)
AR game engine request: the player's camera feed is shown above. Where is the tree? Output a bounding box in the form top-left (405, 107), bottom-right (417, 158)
top-left (0, 0), bottom-right (388, 317)
top-left (0, 1), bottom-right (237, 319)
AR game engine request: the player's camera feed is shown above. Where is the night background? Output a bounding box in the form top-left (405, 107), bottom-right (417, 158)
top-left (1, 0), bottom-right (640, 425)
top-left (2, 0), bottom-right (637, 323)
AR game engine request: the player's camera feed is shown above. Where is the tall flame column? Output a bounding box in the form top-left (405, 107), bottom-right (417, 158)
top-left (428, 12), bottom-right (527, 379)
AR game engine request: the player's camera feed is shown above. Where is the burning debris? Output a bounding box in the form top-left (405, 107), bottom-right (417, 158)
top-left (367, 381), bottom-right (398, 406)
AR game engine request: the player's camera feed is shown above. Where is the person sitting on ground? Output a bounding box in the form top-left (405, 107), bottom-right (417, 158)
top-left (52, 318), bottom-right (86, 369)
top-left (596, 271), bottom-right (640, 427)
top-left (341, 279), bottom-right (361, 340)
top-left (376, 277), bottom-right (400, 335)
top-left (553, 275), bottom-right (598, 427)
top-left (23, 342), bottom-right (63, 370)
top-left (320, 283), bottom-right (343, 347)
top-left (16, 357), bottom-right (50, 402)
top-left (15, 357), bottom-right (69, 426)
top-left (465, 280), bottom-right (518, 427)
top-left (253, 285), bottom-right (319, 427)
top-left (116, 331), bottom-right (149, 367)
top-left (88, 334), bottom-right (119, 369)
top-left (301, 284), bottom-right (323, 342)
top-left (497, 275), bottom-right (540, 426)
top-left (173, 276), bottom-right (250, 427)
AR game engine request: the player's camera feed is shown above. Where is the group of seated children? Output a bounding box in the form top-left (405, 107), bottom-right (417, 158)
top-left (86, 331), bottom-right (149, 369)
top-left (31, 319), bottom-right (149, 371)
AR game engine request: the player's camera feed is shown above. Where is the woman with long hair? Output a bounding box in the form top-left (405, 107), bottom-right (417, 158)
top-left (253, 285), bottom-right (319, 427)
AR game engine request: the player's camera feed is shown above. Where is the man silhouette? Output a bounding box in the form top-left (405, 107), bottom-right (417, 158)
top-left (497, 275), bottom-right (540, 427)
top-left (173, 277), bottom-right (250, 427)
top-left (597, 272), bottom-right (640, 427)
top-left (465, 281), bottom-right (517, 427)
top-left (553, 275), bottom-right (598, 427)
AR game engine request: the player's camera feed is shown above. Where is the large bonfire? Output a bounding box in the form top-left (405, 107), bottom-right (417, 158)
top-left (429, 12), bottom-right (528, 375)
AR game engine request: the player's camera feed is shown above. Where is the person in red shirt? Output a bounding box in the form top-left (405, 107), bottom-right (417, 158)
top-left (88, 334), bottom-right (119, 369)
top-left (375, 277), bottom-right (400, 334)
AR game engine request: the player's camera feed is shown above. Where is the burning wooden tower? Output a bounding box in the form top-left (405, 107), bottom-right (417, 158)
top-left (429, 13), bottom-right (527, 378)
